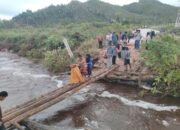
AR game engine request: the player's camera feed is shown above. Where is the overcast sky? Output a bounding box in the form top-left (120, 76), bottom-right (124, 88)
top-left (0, 0), bottom-right (179, 20)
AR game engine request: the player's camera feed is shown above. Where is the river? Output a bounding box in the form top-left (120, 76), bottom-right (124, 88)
top-left (0, 52), bottom-right (180, 130)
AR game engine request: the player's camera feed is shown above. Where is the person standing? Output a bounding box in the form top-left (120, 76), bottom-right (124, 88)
top-left (112, 32), bottom-right (118, 47)
top-left (0, 91), bottom-right (8, 130)
top-left (105, 33), bottom-right (111, 47)
top-left (150, 30), bottom-right (155, 39)
top-left (122, 31), bottom-right (128, 42)
top-left (86, 54), bottom-right (93, 77)
top-left (121, 42), bottom-right (128, 60)
top-left (97, 35), bottom-right (103, 49)
top-left (124, 48), bottom-right (131, 71)
top-left (134, 30), bottom-right (142, 49)
top-left (112, 45), bottom-right (118, 65)
top-left (127, 31), bottom-right (133, 43)
top-left (106, 43), bottom-right (114, 67)
top-left (77, 54), bottom-right (87, 76)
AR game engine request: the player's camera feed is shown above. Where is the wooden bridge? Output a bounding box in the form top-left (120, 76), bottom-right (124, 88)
top-left (2, 65), bottom-right (119, 129)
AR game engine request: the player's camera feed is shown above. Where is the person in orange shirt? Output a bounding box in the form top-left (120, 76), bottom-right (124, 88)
top-left (97, 35), bottom-right (103, 49)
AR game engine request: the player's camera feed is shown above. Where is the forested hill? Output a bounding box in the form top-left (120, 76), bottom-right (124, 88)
top-left (123, 0), bottom-right (178, 24)
top-left (12, 0), bottom-right (142, 26)
top-left (7, 0), bottom-right (179, 26)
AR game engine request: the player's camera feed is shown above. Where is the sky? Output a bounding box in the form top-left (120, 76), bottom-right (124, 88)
top-left (0, 0), bottom-right (179, 20)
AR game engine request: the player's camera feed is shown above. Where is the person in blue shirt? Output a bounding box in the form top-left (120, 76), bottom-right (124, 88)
top-left (86, 54), bottom-right (93, 77)
top-left (106, 43), bottom-right (114, 67)
top-left (112, 32), bottom-right (118, 47)
top-left (134, 30), bottom-right (142, 49)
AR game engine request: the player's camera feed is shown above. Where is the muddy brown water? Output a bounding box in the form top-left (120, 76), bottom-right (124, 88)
top-left (0, 52), bottom-right (180, 130)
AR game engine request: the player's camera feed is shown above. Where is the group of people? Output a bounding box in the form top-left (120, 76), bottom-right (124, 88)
top-left (69, 54), bottom-right (94, 84)
top-left (77, 54), bottom-right (93, 77)
top-left (97, 29), bottom-right (143, 71)
top-left (106, 41), bottom-right (131, 71)
top-left (97, 31), bottom-right (134, 49)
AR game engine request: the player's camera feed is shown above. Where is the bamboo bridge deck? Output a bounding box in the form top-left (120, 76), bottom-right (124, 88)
top-left (3, 65), bottom-right (119, 129)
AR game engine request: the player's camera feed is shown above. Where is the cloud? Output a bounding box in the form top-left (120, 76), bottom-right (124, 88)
top-left (101, 0), bottom-right (138, 6)
top-left (159, 0), bottom-right (180, 6)
top-left (0, 15), bottom-right (12, 20)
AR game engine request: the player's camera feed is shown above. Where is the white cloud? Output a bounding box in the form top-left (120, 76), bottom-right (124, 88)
top-left (101, 0), bottom-right (138, 6)
top-left (159, 0), bottom-right (180, 6)
top-left (0, 15), bottom-right (12, 20)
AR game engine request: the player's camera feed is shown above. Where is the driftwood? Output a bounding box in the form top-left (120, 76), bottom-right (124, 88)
top-left (3, 65), bottom-right (119, 128)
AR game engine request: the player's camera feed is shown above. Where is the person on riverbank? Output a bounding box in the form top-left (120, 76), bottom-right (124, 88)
top-left (134, 30), bottom-right (142, 49)
top-left (112, 32), bottom-right (118, 47)
top-left (106, 43), bottom-right (114, 67)
top-left (112, 45), bottom-right (119, 65)
top-left (121, 42), bottom-right (128, 60)
top-left (105, 33), bottom-right (111, 47)
top-left (86, 54), bottom-right (93, 77)
top-left (124, 47), bottom-right (131, 71)
top-left (97, 35), bottom-right (103, 49)
top-left (150, 30), bottom-right (155, 39)
top-left (122, 31), bottom-right (128, 41)
top-left (77, 54), bottom-right (87, 76)
top-left (127, 31), bottom-right (133, 43)
top-left (0, 91), bottom-right (8, 130)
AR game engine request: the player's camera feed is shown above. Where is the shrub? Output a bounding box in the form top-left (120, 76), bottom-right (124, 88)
top-left (44, 49), bottom-right (70, 73)
top-left (142, 35), bottom-right (180, 97)
top-left (75, 39), bottom-right (98, 56)
top-left (26, 49), bottom-right (45, 59)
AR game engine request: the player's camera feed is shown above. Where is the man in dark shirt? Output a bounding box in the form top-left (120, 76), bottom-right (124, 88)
top-left (0, 91), bottom-right (8, 130)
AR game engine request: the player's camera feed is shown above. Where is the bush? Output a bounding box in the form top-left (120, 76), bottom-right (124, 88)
top-left (26, 49), bottom-right (45, 59)
top-left (44, 49), bottom-right (70, 73)
top-left (75, 39), bottom-right (98, 56)
top-left (142, 35), bottom-right (180, 97)
top-left (18, 43), bottom-right (34, 56)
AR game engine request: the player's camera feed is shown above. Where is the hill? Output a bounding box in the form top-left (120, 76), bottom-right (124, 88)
top-left (4, 0), bottom-right (179, 26)
top-left (123, 0), bottom-right (178, 24)
top-left (12, 0), bottom-right (140, 26)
